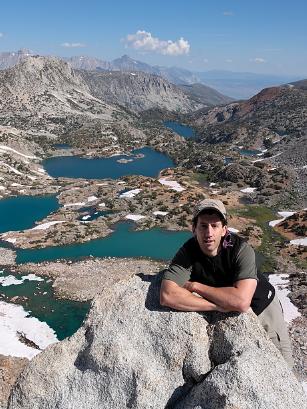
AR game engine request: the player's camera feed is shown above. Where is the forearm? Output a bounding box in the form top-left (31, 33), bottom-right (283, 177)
top-left (160, 282), bottom-right (221, 312)
top-left (191, 283), bottom-right (250, 312)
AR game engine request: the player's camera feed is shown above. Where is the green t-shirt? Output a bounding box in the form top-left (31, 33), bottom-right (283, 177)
top-left (163, 237), bottom-right (257, 287)
top-left (163, 234), bottom-right (275, 315)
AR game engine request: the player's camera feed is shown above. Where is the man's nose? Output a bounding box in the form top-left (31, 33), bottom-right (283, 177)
top-left (206, 225), bottom-right (213, 235)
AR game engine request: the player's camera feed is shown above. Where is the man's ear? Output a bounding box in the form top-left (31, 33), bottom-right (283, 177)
top-left (221, 225), bottom-right (227, 237)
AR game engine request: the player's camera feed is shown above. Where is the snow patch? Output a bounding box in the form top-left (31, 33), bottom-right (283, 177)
top-left (0, 272), bottom-right (43, 286)
top-left (119, 189), bottom-right (141, 198)
top-left (0, 275), bottom-right (23, 286)
top-left (269, 219), bottom-right (284, 227)
top-left (228, 227), bottom-right (240, 233)
top-left (269, 210), bottom-right (296, 227)
top-left (278, 211), bottom-right (295, 218)
top-left (0, 301), bottom-right (58, 359)
top-left (31, 221), bottom-right (66, 230)
top-left (4, 237), bottom-right (17, 244)
top-left (125, 214), bottom-right (146, 221)
top-left (21, 274), bottom-right (44, 282)
top-left (240, 187), bottom-right (257, 193)
top-left (64, 202), bottom-right (86, 207)
top-left (153, 211), bottom-right (168, 216)
top-left (269, 274), bottom-right (301, 323)
top-left (158, 178), bottom-right (185, 192)
top-left (87, 195), bottom-right (98, 202)
top-left (290, 237), bottom-right (307, 246)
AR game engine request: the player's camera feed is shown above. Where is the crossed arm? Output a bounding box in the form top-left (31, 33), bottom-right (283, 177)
top-left (160, 278), bottom-right (257, 313)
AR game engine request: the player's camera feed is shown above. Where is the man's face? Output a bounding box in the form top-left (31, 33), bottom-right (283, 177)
top-left (193, 212), bottom-right (227, 257)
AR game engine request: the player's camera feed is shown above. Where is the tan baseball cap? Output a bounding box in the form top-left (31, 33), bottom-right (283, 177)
top-left (193, 199), bottom-right (227, 222)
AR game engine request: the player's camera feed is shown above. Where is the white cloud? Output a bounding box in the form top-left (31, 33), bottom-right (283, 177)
top-left (226, 59), bottom-right (233, 63)
top-left (203, 58), bottom-right (209, 63)
top-left (223, 11), bottom-right (234, 16)
top-left (0, 32), bottom-right (4, 38)
top-left (123, 30), bottom-right (190, 56)
top-left (250, 57), bottom-right (266, 63)
top-left (61, 42), bottom-right (86, 48)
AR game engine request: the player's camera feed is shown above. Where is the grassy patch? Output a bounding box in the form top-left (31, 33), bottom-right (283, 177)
top-left (230, 205), bottom-right (285, 273)
top-left (192, 171), bottom-right (214, 185)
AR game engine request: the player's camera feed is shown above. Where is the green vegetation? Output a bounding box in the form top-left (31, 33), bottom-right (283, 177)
top-left (192, 171), bottom-right (214, 185)
top-left (230, 205), bottom-right (286, 273)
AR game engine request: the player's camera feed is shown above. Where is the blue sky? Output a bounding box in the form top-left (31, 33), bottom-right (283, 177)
top-left (1, 0), bottom-right (306, 76)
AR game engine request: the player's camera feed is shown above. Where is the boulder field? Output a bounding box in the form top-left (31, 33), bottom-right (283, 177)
top-left (8, 272), bottom-right (306, 409)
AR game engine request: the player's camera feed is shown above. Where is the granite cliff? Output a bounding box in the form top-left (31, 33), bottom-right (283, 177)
top-left (79, 69), bottom-right (202, 113)
top-left (7, 272), bottom-right (306, 409)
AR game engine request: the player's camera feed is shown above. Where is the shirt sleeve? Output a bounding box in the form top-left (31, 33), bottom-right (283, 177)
top-left (233, 242), bottom-right (258, 282)
top-left (163, 244), bottom-right (192, 287)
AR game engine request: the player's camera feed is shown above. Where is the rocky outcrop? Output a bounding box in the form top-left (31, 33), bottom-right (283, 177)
top-left (0, 56), bottom-right (118, 135)
top-left (0, 355), bottom-right (28, 409)
top-left (79, 70), bottom-right (201, 113)
top-left (8, 273), bottom-right (306, 409)
top-left (0, 248), bottom-right (16, 266)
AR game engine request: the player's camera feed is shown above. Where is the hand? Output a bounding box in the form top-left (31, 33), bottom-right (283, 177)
top-left (183, 281), bottom-right (197, 293)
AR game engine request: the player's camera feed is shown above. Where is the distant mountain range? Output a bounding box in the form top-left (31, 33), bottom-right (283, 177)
top-left (0, 56), bottom-right (204, 136)
top-left (0, 50), bottom-right (302, 99)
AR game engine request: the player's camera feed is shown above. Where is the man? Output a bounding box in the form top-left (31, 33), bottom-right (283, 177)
top-left (160, 199), bottom-right (293, 368)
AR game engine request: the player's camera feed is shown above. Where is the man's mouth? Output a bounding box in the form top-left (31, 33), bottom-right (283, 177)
top-left (203, 239), bottom-right (214, 245)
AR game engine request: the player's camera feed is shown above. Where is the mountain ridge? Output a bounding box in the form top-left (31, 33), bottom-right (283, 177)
top-left (0, 50), bottom-right (302, 99)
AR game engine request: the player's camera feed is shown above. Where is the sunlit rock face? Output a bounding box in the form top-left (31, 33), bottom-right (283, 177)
top-left (8, 272), bottom-right (306, 409)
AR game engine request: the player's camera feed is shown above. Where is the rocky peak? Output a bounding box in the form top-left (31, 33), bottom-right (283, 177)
top-left (112, 54), bottom-right (154, 73)
top-left (238, 86), bottom-right (288, 117)
top-left (0, 56), bottom-right (118, 135)
top-left (17, 48), bottom-right (32, 56)
top-left (5, 56), bottom-right (88, 94)
top-left (0, 48), bottom-right (32, 70)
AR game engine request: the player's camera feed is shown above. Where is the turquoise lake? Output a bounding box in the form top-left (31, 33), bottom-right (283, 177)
top-left (43, 147), bottom-right (175, 179)
top-left (16, 222), bottom-right (191, 264)
top-left (0, 195), bottom-right (59, 233)
top-left (0, 143), bottom-right (188, 342)
top-left (0, 269), bottom-right (89, 340)
top-left (164, 121), bottom-right (198, 139)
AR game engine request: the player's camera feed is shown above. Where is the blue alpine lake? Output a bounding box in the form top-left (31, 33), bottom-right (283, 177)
top-left (43, 147), bottom-right (175, 179)
top-left (0, 269), bottom-right (89, 341)
top-left (164, 121), bottom-right (198, 139)
top-left (0, 143), bottom-right (187, 344)
top-left (0, 195), bottom-right (59, 233)
top-left (16, 222), bottom-right (191, 264)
